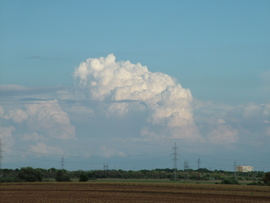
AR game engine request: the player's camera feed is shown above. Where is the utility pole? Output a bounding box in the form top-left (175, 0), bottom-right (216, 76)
top-left (61, 155), bottom-right (65, 169)
top-left (172, 143), bottom-right (179, 181)
top-left (0, 138), bottom-right (3, 177)
top-left (197, 158), bottom-right (201, 180)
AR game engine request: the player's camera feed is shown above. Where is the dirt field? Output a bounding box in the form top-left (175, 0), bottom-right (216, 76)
top-left (1, 182), bottom-right (270, 202)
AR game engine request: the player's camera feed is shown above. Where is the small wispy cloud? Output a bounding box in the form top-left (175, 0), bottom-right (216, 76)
top-left (0, 85), bottom-right (30, 92)
top-left (260, 70), bottom-right (270, 92)
top-left (25, 56), bottom-right (42, 60)
top-left (261, 70), bottom-right (270, 83)
top-left (25, 56), bottom-right (67, 61)
top-left (0, 85), bottom-right (69, 98)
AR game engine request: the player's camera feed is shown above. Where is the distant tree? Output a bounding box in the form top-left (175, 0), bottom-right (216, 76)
top-left (221, 179), bottom-right (239, 185)
top-left (17, 167), bottom-right (43, 182)
top-left (87, 171), bottom-right (96, 179)
top-left (49, 168), bottom-right (57, 172)
top-left (55, 169), bottom-right (70, 182)
top-left (79, 173), bottom-right (89, 182)
top-left (262, 172), bottom-right (270, 185)
top-left (198, 168), bottom-right (210, 173)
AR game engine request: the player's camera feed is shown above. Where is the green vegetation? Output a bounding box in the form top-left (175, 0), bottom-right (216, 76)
top-left (0, 167), bottom-right (43, 182)
top-left (221, 179), bottom-right (239, 185)
top-left (79, 172), bottom-right (89, 182)
top-left (55, 169), bottom-right (70, 182)
top-left (17, 167), bottom-right (43, 182)
top-left (263, 172), bottom-right (270, 185)
top-left (0, 167), bottom-right (269, 186)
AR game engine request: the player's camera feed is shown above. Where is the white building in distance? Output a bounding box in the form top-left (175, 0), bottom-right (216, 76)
top-left (236, 165), bottom-right (253, 172)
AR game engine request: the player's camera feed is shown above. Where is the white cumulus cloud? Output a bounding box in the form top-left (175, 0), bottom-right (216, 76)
top-left (0, 126), bottom-right (16, 153)
top-left (25, 100), bottom-right (76, 139)
top-left (207, 125), bottom-right (238, 145)
top-left (73, 54), bottom-right (201, 141)
top-left (99, 146), bottom-right (126, 158)
top-left (28, 142), bottom-right (62, 155)
top-left (5, 109), bottom-right (28, 123)
top-left (4, 100), bottom-right (76, 140)
top-left (0, 106), bottom-right (4, 118)
top-left (265, 126), bottom-right (270, 136)
top-left (22, 132), bottom-right (46, 141)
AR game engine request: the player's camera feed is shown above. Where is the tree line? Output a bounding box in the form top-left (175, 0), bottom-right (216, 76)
top-left (0, 167), bottom-right (269, 185)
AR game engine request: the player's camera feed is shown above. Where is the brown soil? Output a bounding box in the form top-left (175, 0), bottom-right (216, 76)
top-left (1, 182), bottom-right (269, 202)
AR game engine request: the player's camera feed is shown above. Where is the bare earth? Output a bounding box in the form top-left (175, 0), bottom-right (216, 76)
top-left (1, 182), bottom-right (270, 203)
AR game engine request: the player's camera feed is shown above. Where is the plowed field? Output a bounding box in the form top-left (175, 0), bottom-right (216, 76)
top-left (1, 182), bottom-right (269, 202)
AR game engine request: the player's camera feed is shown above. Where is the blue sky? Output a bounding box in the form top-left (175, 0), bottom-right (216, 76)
top-left (0, 0), bottom-right (269, 171)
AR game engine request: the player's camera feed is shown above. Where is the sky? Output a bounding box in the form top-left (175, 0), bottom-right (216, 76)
top-left (0, 0), bottom-right (269, 172)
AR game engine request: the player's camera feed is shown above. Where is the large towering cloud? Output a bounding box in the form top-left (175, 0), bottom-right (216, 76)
top-left (73, 54), bottom-right (201, 140)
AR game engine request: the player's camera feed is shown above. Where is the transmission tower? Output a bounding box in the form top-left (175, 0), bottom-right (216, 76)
top-left (209, 166), bottom-right (212, 180)
top-left (197, 157), bottom-right (201, 180)
top-left (184, 160), bottom-right (189, 180)
top-left (0, 138), bottom-right (3, 177)
top-left (184, 160), bottom-right (189, 170)
top-left (61, 155), bottom-right (65, 169)
top-left (172, 143), bottom-right (179, 181)
top-left (103, 164), bottom-right (109, 171)
top-left (103, 164), bottom-right (109, 177)
top-left (234, 159), bottom-right (237, 179)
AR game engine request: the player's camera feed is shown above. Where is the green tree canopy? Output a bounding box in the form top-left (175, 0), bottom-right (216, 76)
top-left (17, 167), bottom-right (43, 182)
top-left (262, 172), bottom-right (270, 185)
top-left (55, 169), bottom-right (70, 182)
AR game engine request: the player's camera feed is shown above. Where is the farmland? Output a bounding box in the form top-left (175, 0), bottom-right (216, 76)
top-left (1, 182), bottom-right (269, 202)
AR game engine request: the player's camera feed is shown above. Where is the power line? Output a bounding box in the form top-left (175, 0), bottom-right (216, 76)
top-left (7, 147), bottom-right (270, 163)
top-left (179, 150), bottom-right (270, 163)
top-left (2, 145), bottom-right (269, 171)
